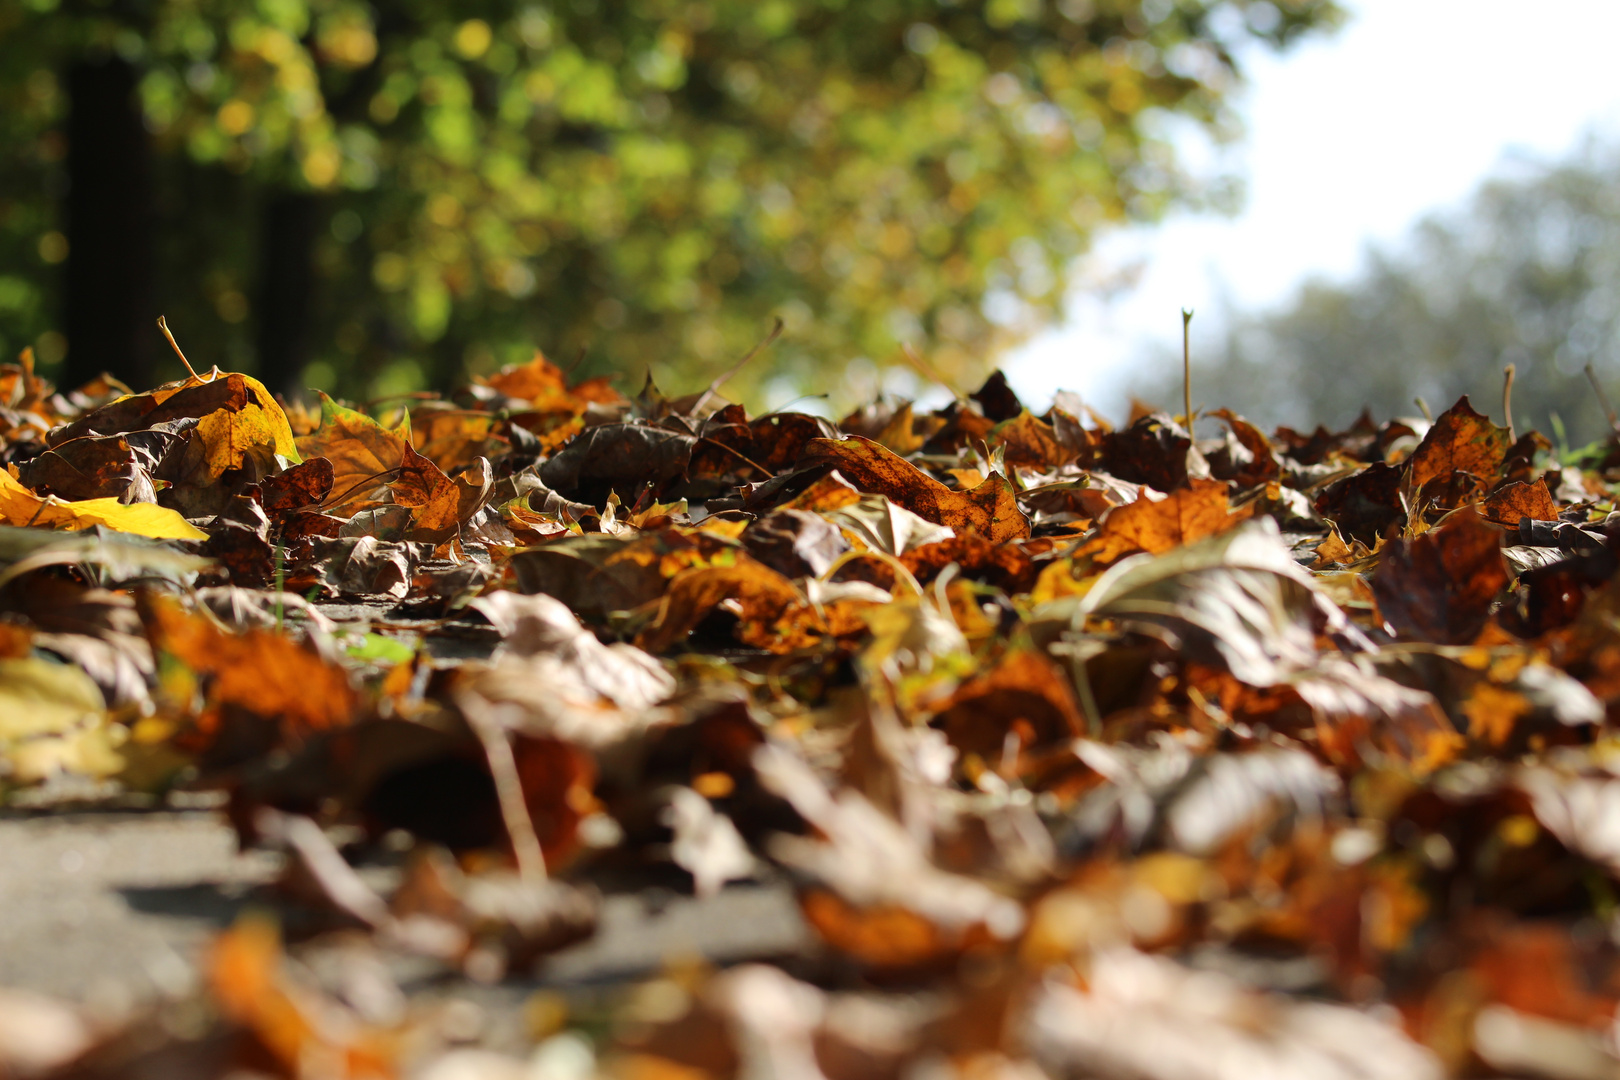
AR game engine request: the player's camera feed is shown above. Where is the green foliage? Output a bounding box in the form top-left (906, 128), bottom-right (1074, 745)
top-left (1, 0), bottom-right (1339, 401)
top-left (1158, 140), bottom-right (1620, 446)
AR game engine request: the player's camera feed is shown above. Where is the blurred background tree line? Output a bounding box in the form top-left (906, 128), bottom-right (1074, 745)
top-left (1134, 138), bottom-right (1620, 448)
top-left (0, 0), bottom-right (1339, 405)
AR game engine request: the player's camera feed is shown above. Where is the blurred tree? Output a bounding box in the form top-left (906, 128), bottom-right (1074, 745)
top-left (0, 0), bottom-right (1340, 402)
top-left (1151, 140), bottom-right (1620, 448)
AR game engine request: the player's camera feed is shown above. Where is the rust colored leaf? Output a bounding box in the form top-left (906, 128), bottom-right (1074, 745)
top-left (481, 349), bottom-right (625, 411)
top-left (1206, 408), bottom-right (1281, 487)
top-left (1081, 478), bottom-right (1249, 563)
top-left (635, 558), bottom-right (818, 655)
top-left (294, 393), bottom-right (411, 513)
top-left (804, 435), bottom-right (1029, 542)
top-left (1314, 462), bottom-right (1406, 546)
top-left (410, 409), bottom-right (509, 473)
top-left (991, 412), bottom-right (1070, 469)
top-left (1481, 478), bottom-right (1560, 526)
top-left (1404, 395), bottom-right (1511, 495)
top-left (1097, 412), bottom-right (1199, 492)
top-left (395, 442), bottom-right (462, 541)
top-left (1372, 505), bottom-right (1510, 643)
top-left (932, 648), bottom-right (1087, 758)
top-left (141, 594), bottom-right (359, 752)
top-left (257, 456), bottom-right (335, 517)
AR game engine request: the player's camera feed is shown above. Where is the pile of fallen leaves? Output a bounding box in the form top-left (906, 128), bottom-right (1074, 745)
top-left (9, 337), bottom-right (1620, 1080)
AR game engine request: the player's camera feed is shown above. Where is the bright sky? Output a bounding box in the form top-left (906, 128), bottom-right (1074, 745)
top-left (1004, 0), bottom-right (1620, 415)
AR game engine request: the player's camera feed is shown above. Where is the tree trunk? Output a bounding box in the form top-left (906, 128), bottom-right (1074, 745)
top-left (256, 192), bottom-right (319, 398)
top-left (62, 56), bottom-right (155, 390)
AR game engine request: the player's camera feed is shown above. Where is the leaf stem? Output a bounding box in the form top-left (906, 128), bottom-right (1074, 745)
top-left (156, 316), bottom-right (202, 381)
top-left (1181, 308), bottom-right (1194, 430)
top-left (1502, 364), bottom-right (1516, 443)
top-left (1585, 363), bottom-right (1620, 434)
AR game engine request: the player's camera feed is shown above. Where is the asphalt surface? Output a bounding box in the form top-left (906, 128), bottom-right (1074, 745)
top-left (0, 809), bottom-right (813, 1025)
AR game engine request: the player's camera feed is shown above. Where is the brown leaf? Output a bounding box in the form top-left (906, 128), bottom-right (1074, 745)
top-left (410, 409), bottom-right (509, 473)
top-left (635, 557), bottom-right (818, 655)
top-left (294, 393), bottom-right (411, 513)
top-left (395, 442), bottom-right (462, 542)
top-left (1481, 478), bottom-right (1560, 526)
top-left (932, 648), bottom-right (1086, 758)
top-left (1081, 478), bottom-right (1249, 563)
top-left (1206, 408), bottom-right (1281, 487)
top-left (1372, 505), bottom-right (1510, 643)
top-left (971, 369), bottom-right (1024, 422)
top-left (804, 435), bottom-right (1029, 542)
top-left (991, 412), bottom-right (1071, 469)
top-left (539, 421), bottom-right (696, 505)
top-left (1405, 395), bottom-right (1512, 495)
top-left (1314, 462), bottom-right (1406, 546)
top-left (480, 349), bottom-right (625, 411)
top-left (140, 593), bottom-right (360, 757)
top-left (1097, 412), bottom-right (1201, 492)
top-left (257, 456), bottom-right (334, 517)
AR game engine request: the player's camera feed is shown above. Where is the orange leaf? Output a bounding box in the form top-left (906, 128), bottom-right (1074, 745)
top-left (1405, 396), bottom-right (1511, 495)
top-left (804, 436), bottom-right (1029, 543)
top-left (635, 558), bottom-right (817, 654)
top-left (1481, 478), bottom-right (1560, 525)
top-left (1080, 478), bottom-right (1248, 563)
top-left (142, 594), bottom-right (359, 748)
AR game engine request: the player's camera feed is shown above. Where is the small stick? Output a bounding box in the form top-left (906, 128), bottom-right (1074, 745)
top-left (1502, 364), bottom-right (1516, 443)
top-left (1414, 397), bottom-right (1433, 422)
top-left (1585, 363), bottom-right (1620, 434)
top-left (1181, 307), bottom-right (1194, 429)
top-left (156, 316), bottom-right (203, 381)
top-left (689, 317), bottom-right (783, 418)
top-left (459, 692), bottom-right (547, 885)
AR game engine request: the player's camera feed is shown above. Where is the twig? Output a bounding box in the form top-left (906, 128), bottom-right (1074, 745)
top-left (689, 317), bottom-right (784, 418)
top-left (1585, 363), bottom-right (1620, 434)
top-left (1414, 397), bottom-right (1433, 423)
top-left (156, 316), bottom-right (203, 381)
top-left (459, 692), bottom-right (547, 885)
top-left (1502, 364), bottom-right (1516, 443)
top-left (1181, 308), bottom-right (1194, 429)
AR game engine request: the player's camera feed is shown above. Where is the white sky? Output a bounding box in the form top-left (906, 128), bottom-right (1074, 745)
top-left (1003, 0), bottom-right (1620, 416)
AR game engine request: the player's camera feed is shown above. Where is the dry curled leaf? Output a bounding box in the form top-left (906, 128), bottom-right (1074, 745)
top-left (805, 435), bottom-right (1030, 543)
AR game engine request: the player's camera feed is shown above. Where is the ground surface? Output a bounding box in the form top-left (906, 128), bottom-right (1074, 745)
top-left (0, 809), bottom-right (810, 1026)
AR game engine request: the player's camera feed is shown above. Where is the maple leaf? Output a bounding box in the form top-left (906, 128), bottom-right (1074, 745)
top-left (804, 435), bottom-right (1029, 543)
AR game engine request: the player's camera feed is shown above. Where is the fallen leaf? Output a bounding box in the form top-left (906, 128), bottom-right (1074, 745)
top-left (1372, 505), bottom-right (1510, 643)
top-left (804, 436), bottom-right (1029, 542)
top-left (1313, 462), bottom-right (1406, 546)
top-left (1481, 478), bottom-right (1560, 526)
top-left (0, 468), bottom-right (206, 540)
top-left (1080, 478), bottom-right (1249, 564)
top-left (1404, 395), bottom-right (1512, 497)
top-left (295, 392), bottom-right (412, 513)
top-left (0, 656), bottom-right (122, 783)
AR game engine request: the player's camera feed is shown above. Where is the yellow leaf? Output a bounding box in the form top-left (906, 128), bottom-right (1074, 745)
top-left (51, 372), bottom-right (300, 474)
top-left (0, 657), bottom-right (123, 783)
top-left (0, 470), bottom-right (207, 540)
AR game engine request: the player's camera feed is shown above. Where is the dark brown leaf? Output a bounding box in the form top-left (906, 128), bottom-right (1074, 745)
top-left (1372, 505), bottom-right (1510, 643)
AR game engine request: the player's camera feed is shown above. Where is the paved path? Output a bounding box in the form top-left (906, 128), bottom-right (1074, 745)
top-left (0, 810), bottom-right (812, 1023)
